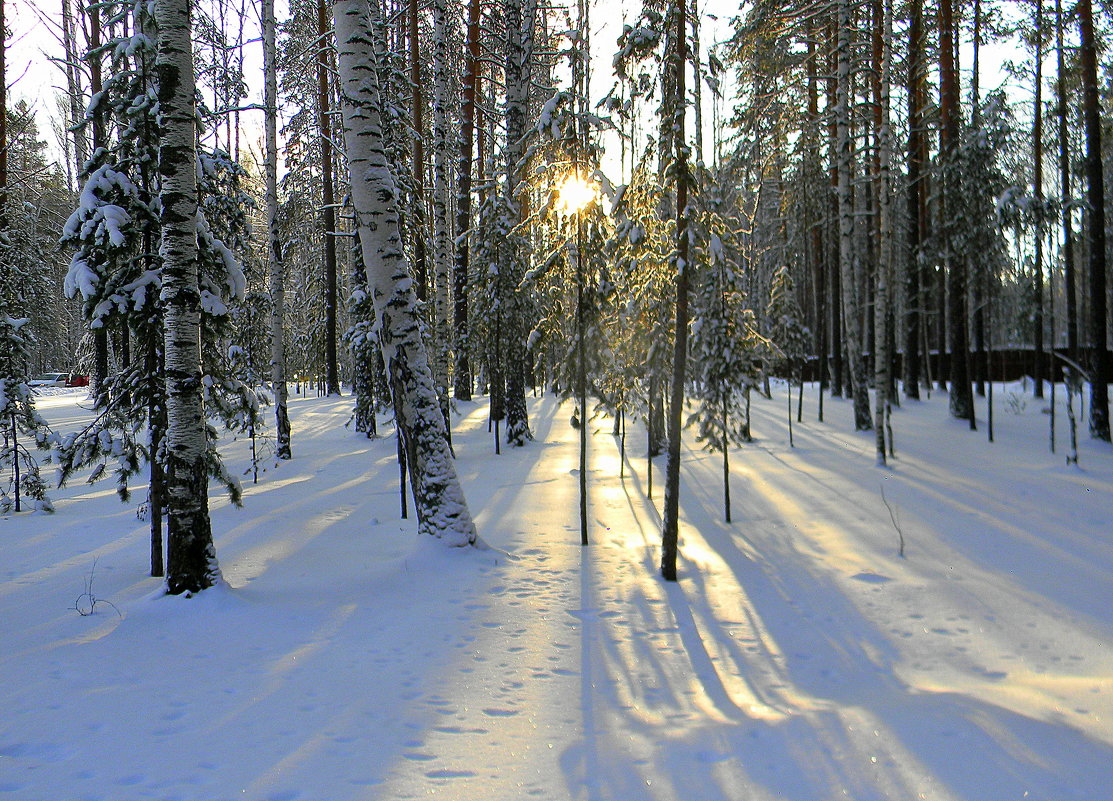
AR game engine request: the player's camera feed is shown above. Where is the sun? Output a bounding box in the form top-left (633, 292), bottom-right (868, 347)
top-left (556, 173), bottom-right (598, 216)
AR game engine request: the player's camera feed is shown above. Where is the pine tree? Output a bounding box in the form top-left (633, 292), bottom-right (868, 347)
top-left (689, 169), bottom-right (768, 520)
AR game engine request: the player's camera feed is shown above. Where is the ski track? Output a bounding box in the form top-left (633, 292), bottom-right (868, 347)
top-left (2, 384), bottom-right (1111, 800)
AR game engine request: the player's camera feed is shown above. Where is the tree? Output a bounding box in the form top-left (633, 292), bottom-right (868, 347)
top-left (940, 0), bottom-right (975, 427)
top-left (767, 264), bottom-right (810, 448)
top-left (452, 0), bottom-right (482, 402)
top-left (0, 316), bottom-right (54, 514)
top-left (1077, 0), bottom-right (1108, 441)
top-left (835, 0), bottom-right (871, 431)
top-left (263, 0), bottom-right (292, 459)
top-left (690, 170), bottom-right (768, 520)
top-left (316, 0), bottom-right (341, 396)
top-left (332, 0), bottom-right (477, 546)
top-left (660, 0), bottom-right (692, 582)
top-left (155, 0), bottom-right (222, 593)
top-left (0, 17), bottom-right (54, 513)
top-left (500, 0), bottom-right (538, 447)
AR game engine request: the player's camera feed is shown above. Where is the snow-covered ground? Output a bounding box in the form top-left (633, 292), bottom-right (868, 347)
top-left (3, 381), bottom-right (1112, 801)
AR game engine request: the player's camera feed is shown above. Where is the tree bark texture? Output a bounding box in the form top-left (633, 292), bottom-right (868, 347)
top-left (452, 0), bottom-right (482, 401)
top-left (836, 0), bottom-right (872, 431)
top-left (155, 0), bottom-right (221, 594)
top-left (317, 0), bottom-right (340, 396)
top-left (264, 0), bottom-right (292, 459)
top-left (502, 0), bottom-right (537, 447)
top-left (332, 0), bottom-right (478, 545)
top-left (661, 0), bottom-right (690, 582)
top-left (940, 0), bottom-right (974, 426)
top-left (1078, 0), bottom-right (1109, 440)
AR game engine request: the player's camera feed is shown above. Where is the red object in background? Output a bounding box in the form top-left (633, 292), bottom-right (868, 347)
top-left (66, 374), bottom-right (90, 387)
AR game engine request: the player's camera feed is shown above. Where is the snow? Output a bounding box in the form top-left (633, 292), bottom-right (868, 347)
top-left (3, 382), bottom-right (1112, 800)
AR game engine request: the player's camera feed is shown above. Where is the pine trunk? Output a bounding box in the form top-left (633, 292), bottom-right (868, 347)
top-left (904, 0), bottom-right (925, 400)
top-left (1056, 0), bottom-right (1078, 369)
top-left (453, 0), bottom-right (482, 402)
top-left (1078, 0), bottom-right (1109, 440)
top-left (317, 0), bottom-right (340, 396)
top-left (941, 0), bottom-right (974, 426)
top-left (661, 0), bottom-right (690, 582)
top-left (875, 0), bottom-right (894, 463)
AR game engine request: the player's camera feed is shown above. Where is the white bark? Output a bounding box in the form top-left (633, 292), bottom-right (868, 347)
top-left (155, 0), bottom-right (221, 593)
top-left (836, 0), bottom-right (872, 431)
top-left (332, 0), bottom-right (477, 546)
top-left (263, 0), bottom-right (291, 460)
top-left (431, 0), bottom-right (452, 426)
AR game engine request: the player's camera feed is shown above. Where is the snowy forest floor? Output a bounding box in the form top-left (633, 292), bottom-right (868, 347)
top-left (3, 380), bottom-right (1113, 801)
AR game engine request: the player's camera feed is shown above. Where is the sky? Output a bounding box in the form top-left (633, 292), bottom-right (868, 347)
top-left (6, 0), bottom-right (1033, 183)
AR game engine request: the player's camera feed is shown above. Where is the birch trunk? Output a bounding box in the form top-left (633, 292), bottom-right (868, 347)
top-left (431, 0), bottom-right (453, 437)
top-left (502, 0), bottom-right (537, 446)
top-left (155, 0), bottom-right (221, 594)
top-left (263, 0), bottom-right (291, 460)
top-left (332, 0), bottom-right (477, 545)
top-left (836, 0), bottom-right (872, 431)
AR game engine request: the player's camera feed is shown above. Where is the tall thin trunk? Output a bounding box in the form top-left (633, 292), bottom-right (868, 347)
top-left (836, 0), bottom-right (872, 430)
top-left (408, 0), bottom-right (428, 302)
top-left (148, 338), bottom-right (166, 576)
top-left (502, 0), bottom-right (536, 446)
top-left (1056, 0), bottom-right (1078, 371)
top-left (972, 0), bottom-right (989, 399)
top-left (1078, 0), bottom-right (1109, 440)
top-left (1033, 0), bottom-right (1046, 402)
top-left (333, 0), bottom-right (478, 545)
top-left (431, 0), bottom-right (453, 438)
top-left (453, 0), bottom-right (482, 401)
top-left (690, 0), bottom-right (704, 166)
top-left (576, 215), bottom-right (588, 545)
top-left (875, 0), bottom-right (894, 463)
top-left (941, 0), bottom-right (974, 426)
top-left (62, 0), bottom-right (88, 187)
top-left (826, 19), bottom-right (844, 399)
top-left (806, 31), bottom-right (827, 420)
top-left (317, 0), bottom-right (340, 395)
top-left (904, 0), bottom-right (925, 399)
top-left (0, 0), bottom-right (6, 237)
top-left (88, 1), bottom-right (109, 406)
top-left (263, 0), bottom-right (291, 459)
top-left (661, 0), bottom-right (690, 582)
top-left (155, 0), bottom-right (221, 594)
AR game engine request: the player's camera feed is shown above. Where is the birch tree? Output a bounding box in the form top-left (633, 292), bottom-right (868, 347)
top-left (835, 0), bottom-right (871, 431)
top-left (332, 0), bottom-right (477, 546)
top-left (155, 0), bottom-right (221, 593)
top-left (263, 0), bottom-right (292, 459)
